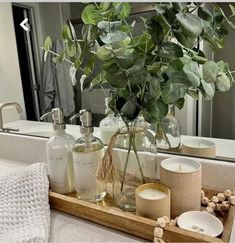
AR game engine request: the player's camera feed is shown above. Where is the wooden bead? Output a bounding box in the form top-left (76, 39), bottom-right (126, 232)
top-left (206, 206), bottom-right (214, 214)
top-left (215, 203), bottom-right (223, 212)
top-left (217, 193), bottom-right (225, 202)
top-left (169, 219), bottom-right (177, 226)
top-left (163, 216), bottom-right (170, 224)
top-left (224, 189), bottom-right (232, 198)
top-left (211, 196), bottom-right (219, 203)
top-left (201, 189), bottom-right (205, 198)
top-left (201, 197), bottom-right (210, 205)
top-left (208, 202), bottom-right (216, 209)
top-left (154, 227), bottom-right (164, 238)
top-left (154, 237), bottom-right (165, 243)
top-left (222, 201), bottom-right (230, 211)
top-left (229, 196), bottom-right (235, 205)
top-left (157, 217), bottom-right (166, 228)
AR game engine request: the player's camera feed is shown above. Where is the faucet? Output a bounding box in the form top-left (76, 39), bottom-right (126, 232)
top-left (0, 102), bottom-right (22, 132)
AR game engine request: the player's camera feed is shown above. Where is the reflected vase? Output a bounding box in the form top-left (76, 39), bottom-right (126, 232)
top-left (112, 119), bottom-right (157, 211)
top-left (155, 105), bottom-right (181, 150)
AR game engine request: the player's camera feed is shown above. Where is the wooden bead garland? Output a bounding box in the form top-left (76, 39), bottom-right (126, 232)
top-left (201, 188), bottom-right (234, 214)
top-left (153, 189), bottom-right (234, 242)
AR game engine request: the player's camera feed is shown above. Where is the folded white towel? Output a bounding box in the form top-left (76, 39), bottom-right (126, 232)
top-left (0, 163), bottom-right (50, 243)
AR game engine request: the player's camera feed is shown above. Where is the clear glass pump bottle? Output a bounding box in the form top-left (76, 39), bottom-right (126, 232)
top-left (99, 97), bottom-right (119, 145)
top-left (70, 109), bottom-right (106, 202)
top-left (41, 108), bottom-right (75, 194)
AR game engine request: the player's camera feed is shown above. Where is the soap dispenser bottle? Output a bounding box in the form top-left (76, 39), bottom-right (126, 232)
top-left (99, 97), bottom-right (119, 145)
top-left (41, 108), bottom-right (75, 194)
top-left (70, 109), bottom-right (106, 202)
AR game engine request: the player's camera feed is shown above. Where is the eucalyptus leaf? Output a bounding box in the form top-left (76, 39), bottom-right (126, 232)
top-left (176, 12), bottom-right (203, 38)
top-left (200, 79), bottom-right (215, 100)
top-left (82, 4), bottom-right (101, 25)
top-left (118, 3), bottom-right (131, 19)
top-left (215, 74), bottom-right (231, 92)
top-left (187, 89), bottom-right (199, 100)
top-left (43, 36), bottom-right (52, 52)
top-left (153, 3), bottom-right (171, 14)
top-left (62, 25), bottom-right (72, 41)
top-left (143, 99), bottom-right (168, 123)
top-left (203, 61), bottom-right (219, 83)
top-left (99, 2), bottom-right (110, 11)
top-left (158, 42), bottom-right (183, 61)
top-left (173, 30), bottom-right (196, 48)
top-left (97, 21), bottom-right (121, 32)
top-left (99, 30), bottom-right (129, 44)
top-left (106, 70), bottom-right (128, 88)
top-left (97, 46), bottom-right (113, 61)
top-left (68, 21), bottom-right (77, 40)
top-left (65, 41), bottom-right (76, 57)
top-left (121, 97), bottom-right (137, 117)
top-left (112, 41), bottom-right (127, 57)
top-left (229, 4), bottom-right (235, 16)
top-left (175, 98), bottom-right (185, 110)
top-left (198, 7), bottom-right (213, 22)
top-left (162, 81), bottom-right (187, 104)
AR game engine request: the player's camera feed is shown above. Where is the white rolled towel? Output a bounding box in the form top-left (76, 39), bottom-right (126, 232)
top-left (0, 163), bottom-right (50, 242)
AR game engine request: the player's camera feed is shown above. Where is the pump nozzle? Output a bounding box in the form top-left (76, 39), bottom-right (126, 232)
top-left (70, 109), bottom-right (93, 135)
top-left (40, 108), bottom-right (65, 131)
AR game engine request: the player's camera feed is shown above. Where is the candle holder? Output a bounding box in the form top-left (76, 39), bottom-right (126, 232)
top-left (160, 157), bottom-right (202, 218)
top-left (182, 138), bottom-right (216, 157)
top-left (135, 183), bottom-right (170, 220)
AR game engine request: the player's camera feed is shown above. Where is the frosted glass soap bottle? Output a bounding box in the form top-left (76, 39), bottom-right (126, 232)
top-left (41, 108), bottom-right (75, 194)
top-left (70, 109), bottom-right (106, 202)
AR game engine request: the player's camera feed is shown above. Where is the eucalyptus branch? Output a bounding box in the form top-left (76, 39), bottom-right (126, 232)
top-left (41, 47), bottom-right (84, 72)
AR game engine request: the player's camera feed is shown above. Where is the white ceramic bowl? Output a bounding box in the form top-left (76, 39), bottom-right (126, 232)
top-left (177, 211), bottom-right (223, 237)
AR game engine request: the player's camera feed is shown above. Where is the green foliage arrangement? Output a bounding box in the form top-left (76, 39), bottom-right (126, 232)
top-left (44, 2), bottom-right (235, 125)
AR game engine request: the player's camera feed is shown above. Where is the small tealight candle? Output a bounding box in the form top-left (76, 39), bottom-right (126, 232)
top-left (136, 183), bottom-right (170, 220)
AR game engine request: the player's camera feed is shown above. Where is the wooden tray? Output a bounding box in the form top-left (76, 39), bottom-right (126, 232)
top-left (49, 188), bottom-right (235, 242)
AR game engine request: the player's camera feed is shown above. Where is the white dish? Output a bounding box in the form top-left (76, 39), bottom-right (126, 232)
top-left (177, 211), bottom-right (223, 237)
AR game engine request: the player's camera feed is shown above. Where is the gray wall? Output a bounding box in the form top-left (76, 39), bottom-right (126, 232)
top-left (212, 3), bottom-right (235, 139)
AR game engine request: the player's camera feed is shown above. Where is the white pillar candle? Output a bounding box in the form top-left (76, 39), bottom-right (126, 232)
top-left (136, 183), bottom-right (170, 220)
top-left (160, 157), bottom-right (202, 218)
top-left (182, 139), bottom-right (216, 157)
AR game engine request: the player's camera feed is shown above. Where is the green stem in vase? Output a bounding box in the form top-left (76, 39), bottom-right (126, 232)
top-left (120, 122), bottom-right (132, 192)
top-left (156, 120), bottom-right (172, 150)
top-left (132, 130), bottom-right (145, 184)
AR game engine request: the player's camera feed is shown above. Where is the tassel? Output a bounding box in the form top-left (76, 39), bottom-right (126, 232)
top-left (96, 130), bottom-right (122, 183)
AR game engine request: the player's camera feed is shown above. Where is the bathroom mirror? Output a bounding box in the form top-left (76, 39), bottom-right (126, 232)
top-left (1, 2), bottom-right (235, 162)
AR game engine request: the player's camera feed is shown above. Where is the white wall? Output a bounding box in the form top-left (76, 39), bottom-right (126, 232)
top-left (0, 3), bottom-right (26, 120)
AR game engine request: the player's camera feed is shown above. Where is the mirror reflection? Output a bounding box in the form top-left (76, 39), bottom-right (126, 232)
top-left (1, 2), bottom-right (235, 162)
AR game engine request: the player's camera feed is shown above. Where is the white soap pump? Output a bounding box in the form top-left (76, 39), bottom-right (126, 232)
top-left (41, 108), bottom-right (75, 194)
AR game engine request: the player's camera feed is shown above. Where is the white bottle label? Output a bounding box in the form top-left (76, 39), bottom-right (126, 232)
top-left (73, 149), bottom-right (104, 193)
top-left (47, 150), bottom-right (74, 193)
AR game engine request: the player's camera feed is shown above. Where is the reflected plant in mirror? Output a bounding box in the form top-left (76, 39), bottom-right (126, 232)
top-left (43, 2), bottom-right (235, 150)
top-left (43, 2), bottom-right (235, 209)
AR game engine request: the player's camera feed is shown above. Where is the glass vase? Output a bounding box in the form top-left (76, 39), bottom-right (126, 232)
top-left (155, 105), bottom-right (181, 150)
top-left (112, 118), bottom-right (157, 211)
